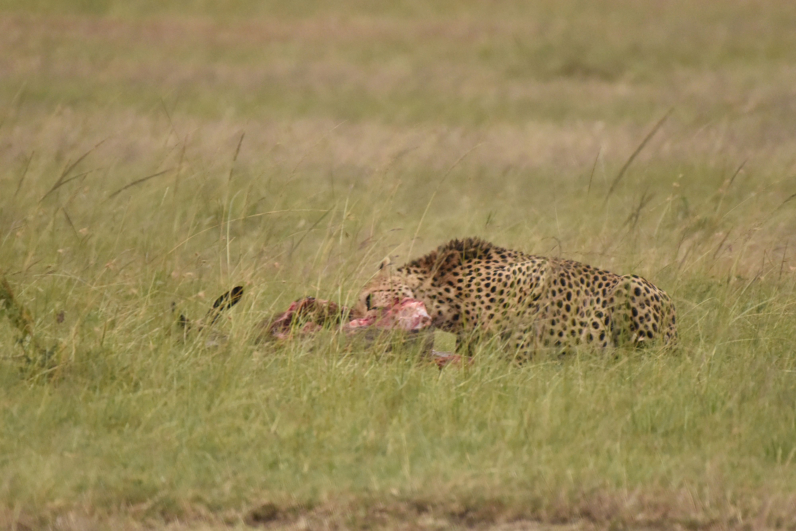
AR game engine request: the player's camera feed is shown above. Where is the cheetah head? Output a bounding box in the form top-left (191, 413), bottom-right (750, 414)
top-left (353, 258), bottom-right (415, 318)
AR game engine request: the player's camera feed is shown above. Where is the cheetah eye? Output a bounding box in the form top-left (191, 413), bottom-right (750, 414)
top-left (365, 294), bottom-right (374, 311)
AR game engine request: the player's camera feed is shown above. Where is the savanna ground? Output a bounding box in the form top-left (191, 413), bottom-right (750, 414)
top-left (2, 0), bottom-right (796, 529)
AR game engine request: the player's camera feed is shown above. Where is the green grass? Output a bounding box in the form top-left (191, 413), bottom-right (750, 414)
top-left (2, 1), bottom-right (796, 529)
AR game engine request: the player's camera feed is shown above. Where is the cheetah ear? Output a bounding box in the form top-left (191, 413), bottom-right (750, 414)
top-left (375, 257), bottom-right (393, 280)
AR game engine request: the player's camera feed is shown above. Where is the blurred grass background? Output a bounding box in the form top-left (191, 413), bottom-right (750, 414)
top-left (1, 0), bottom-right (796, 528)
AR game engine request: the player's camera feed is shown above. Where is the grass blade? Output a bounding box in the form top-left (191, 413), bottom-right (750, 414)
top-left (603, 108), bottom-right (672, 204)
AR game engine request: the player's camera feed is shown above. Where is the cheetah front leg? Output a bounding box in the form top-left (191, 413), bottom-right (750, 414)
top-left (455, 332), bottom-right (478, 357)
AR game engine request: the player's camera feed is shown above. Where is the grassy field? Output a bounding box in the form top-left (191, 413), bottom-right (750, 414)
top-left (2, 0), bottom-right (796, 529)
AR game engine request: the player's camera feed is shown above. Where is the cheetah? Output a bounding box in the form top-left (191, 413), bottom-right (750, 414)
top-left (354, 238), bottom-right (677, 357)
